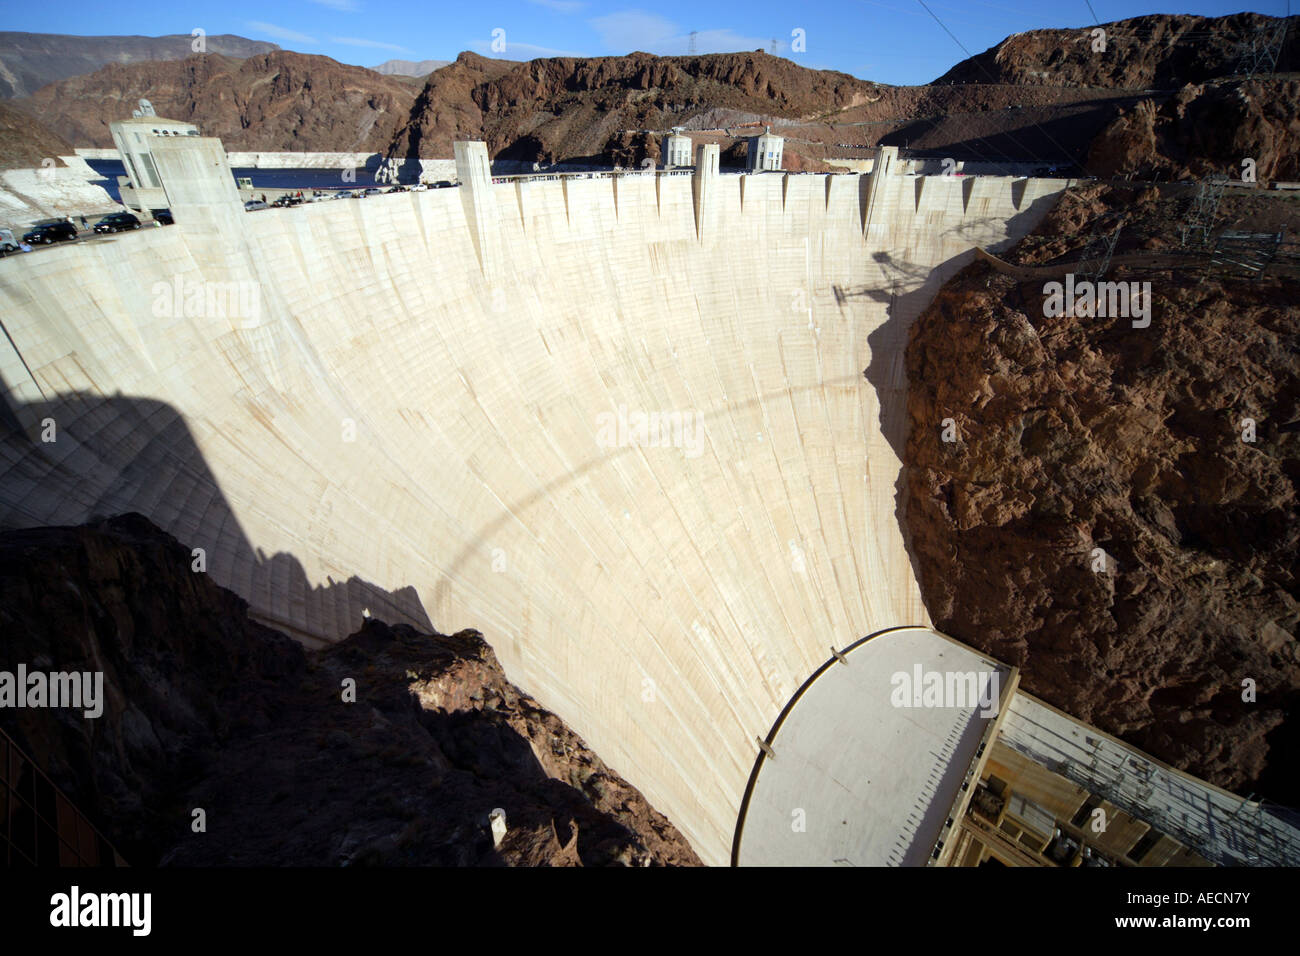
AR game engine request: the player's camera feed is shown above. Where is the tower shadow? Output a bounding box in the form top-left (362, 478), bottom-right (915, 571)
top-left (0, 388), bottom-right (434, 646)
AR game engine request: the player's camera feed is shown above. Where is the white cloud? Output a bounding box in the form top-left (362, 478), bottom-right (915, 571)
top-left (527, 0), bottom-right (585, 12)
top-left (246, 21), bottom-right (319, 45)
top-left (588, 11), bottom-right (677, 51)
top-left (331, 36), bottom-right (414, 54)
top-left (308, 0), bottom-right (360, 10)
top-left (588, 11), bottom-right (767, 55)
top-left (688, 28), bottom-right (773, 54)
top-left (471, 39), bottom-right (584, 59)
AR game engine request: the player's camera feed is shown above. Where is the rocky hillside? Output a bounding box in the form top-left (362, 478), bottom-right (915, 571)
top-left (902, 183), bottom-right (1300, 804)
top-left (934, 13), bottom-right (1298, 88)
top-left (17, 51), bottom-right (420, 153)
top-left (9, 13), bottom-right (1298, 174)
top-left (1087, 77), bottom-right (1300, 181)
top-left (0, 31), bottom-right (278, 99)
top-left (8, 46), bottom-right (887, 167)
top-left (0, 100), bottom-right (72, 169)
top-left (385, 49), bottom-right (884, 164)
top-left (0, 514), bottom-right (701, 866)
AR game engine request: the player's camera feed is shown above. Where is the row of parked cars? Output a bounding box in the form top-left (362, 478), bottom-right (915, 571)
top-left (0, 210), bottom-right (174, 256)
top-left (242, 182), bottom-right (457, 211)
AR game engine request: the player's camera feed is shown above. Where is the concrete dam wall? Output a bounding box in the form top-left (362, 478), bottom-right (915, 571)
top-left (0, 143), bottom-right (1068, 864)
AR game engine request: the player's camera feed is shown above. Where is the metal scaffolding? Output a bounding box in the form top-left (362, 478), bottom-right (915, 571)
top-left (1209, 230), bottom-right (1286, 278)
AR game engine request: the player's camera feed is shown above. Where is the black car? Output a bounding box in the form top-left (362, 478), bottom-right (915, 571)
top-left (22, 221), bottom-right (78, 244)
top-left (152, 209), bottom-right (174, 225)
top-left (94, 212), bottom-right (141, 234)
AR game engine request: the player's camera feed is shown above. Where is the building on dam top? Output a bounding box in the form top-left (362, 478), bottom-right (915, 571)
top-left (109, 100), bottom-right (200, 220)
top-left (662, 128), bottom-right (693, 169)
top-left (748, 126), bottom-right (784, 172)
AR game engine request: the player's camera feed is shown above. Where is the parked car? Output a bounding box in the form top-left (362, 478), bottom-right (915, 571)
top-left (431, 180), bottom-right (457, 189)
top-left (0, 228), bottom-right (28, 256)
top-left (153, 210), bottom-right (174, 225)
top-left (244, 200), bottom-right (269, 211)
top-left (22, 221), bottom-right (78, 244)
top-left (94, 211), bottom-right (141, 234)
top-left (362, 187), bottom-right (383, 197)
top-left (410, 183), bottom-right (429, 191)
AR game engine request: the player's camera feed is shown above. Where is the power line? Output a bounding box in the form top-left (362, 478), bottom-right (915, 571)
top-left (914, 0), bottom-right (978, 61)
top-left (911, 0), bottom-right (1092, 170)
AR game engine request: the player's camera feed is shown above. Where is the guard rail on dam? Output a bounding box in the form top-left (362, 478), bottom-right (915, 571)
top-left (0, 137), bottom-right (1071, 864)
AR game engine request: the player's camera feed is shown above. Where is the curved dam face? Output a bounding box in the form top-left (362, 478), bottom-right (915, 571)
top-left (0, 143), bottom-right (1067, 864)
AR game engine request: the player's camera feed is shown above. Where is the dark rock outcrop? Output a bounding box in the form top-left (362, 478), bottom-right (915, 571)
top-left (1087, 78), bottom-right (1300, 182)
top-left (0, 514), bottom-right (701, 866)
top-left (934, 13), bottom-right (1299, 89)
top-left (902, 185), bottom-right (1300, 803)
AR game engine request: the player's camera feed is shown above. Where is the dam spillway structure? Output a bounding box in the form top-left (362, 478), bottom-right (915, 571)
top-left (0, 132), bottom-right (1173, 864)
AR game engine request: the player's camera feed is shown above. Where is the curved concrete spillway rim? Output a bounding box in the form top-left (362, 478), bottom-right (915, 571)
top-left (0, 145), bottom-right (1071, 864)
top-left (731, 624), bottom-right (921, 865)
top-left (731, 625), bottom-right (1011, 866)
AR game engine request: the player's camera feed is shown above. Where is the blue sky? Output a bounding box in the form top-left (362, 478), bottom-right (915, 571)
top-left (3, 1), bottom-right (1288, 85)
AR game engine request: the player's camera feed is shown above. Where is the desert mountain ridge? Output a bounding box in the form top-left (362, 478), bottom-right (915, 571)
top-left (0, 31), bottom-right (279, 99)
top-left (3, 13), bottom-right (1297, 178)
top-left (370, 58), bottom-right (452, 78)
top-left (937, 12), bottom-right (1298, 88)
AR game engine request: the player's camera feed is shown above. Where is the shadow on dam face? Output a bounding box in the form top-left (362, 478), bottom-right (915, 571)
top-left (0, 169), bottom-right (1069, 863)
top-left (0, 390), bottom-right (435, 645)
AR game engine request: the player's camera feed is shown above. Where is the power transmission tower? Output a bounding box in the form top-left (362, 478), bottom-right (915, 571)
top-left (770, 38), bottom-right (779, 55)
top-left (1233, 18), bottom-right (1290, 79)
top-left (688, 31), bottom-right (698, 55)
top-left (1179, 177), bottom-right (1226, 248)
top-left (1078, 219), bottom-right (1123, 279)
